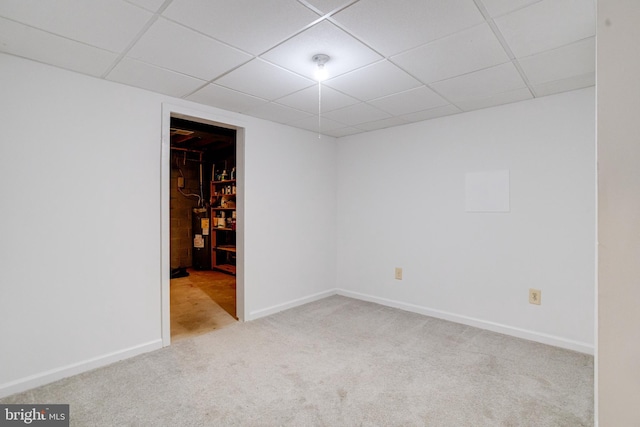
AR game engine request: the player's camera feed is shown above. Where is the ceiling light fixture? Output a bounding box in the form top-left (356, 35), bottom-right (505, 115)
top-left (312, 54), bottom-right (330, 139)
top-left (312, 53), bottom-right (330, 82)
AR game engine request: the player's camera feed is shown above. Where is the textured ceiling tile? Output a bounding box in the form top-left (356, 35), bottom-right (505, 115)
top-left (478, 0), bottom-right (542, 17)
top-left (332, 0), bottom-right (484, 56)
top-left (324, 60), bottom-right (422, 101)
top-left (532, 73), bottom-right (594, 97)
top-left (392, 24), bottom-right (510, 84)
top-left (186, 84), bottom-right (268, 113)
top-left (323, 102), bottom-right (391, 126)
top-left (518, 37), bottom-right (595, 85)
top-left (0, 0), bottom-right (152, 52)
top-left (368, 86), bottom-right (448, 116)
top-left (127, 18), bottom-right (252, 81)
top-left (214, 59), bottom-right (315, 101)
top-left (164, 0), bottom-right (320, 54)
top-left (455, 87), bottom-right (533, 111)
top-left (288, 115), bottom-right (348, 133)
top-left (0, 17), bottom-right (117, 77)
top-left (494, 0), bottom-right (596, 57)
top-left (430, 62), bottom-right (527, 102)
top-left (356, 116), bottom-right (411, 132)
top-left (276, 85), bottom-right (359, 114)
top-left (107, 58), bottom-right (207, 97)
top-left (0, 0), bottom-right (596, 137)
top-left (244, 102), bottom-right (313, 125)
top-left (324, 126), bottom-right (363, 137)
top-left (401, 104), bottom-right (462, 123)
top-left (300, 0), bottom-right (355, 14)
top-left (125, 0), bottom-right (166, 12)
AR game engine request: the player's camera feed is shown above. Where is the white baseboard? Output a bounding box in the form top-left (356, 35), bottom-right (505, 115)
top-left (337, 289), bottom-right (594, 355)
top-left (248, 289), bottom-right (337, 320)
top-left (0, 339), bottom-right (163, 399)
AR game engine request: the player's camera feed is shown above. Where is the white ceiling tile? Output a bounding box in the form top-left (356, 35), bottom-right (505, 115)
top-left (127, 18), bottom-right (251, 81)
top-left (532, 73), bottom-right (594, 97)
top-left (325, 126), bottom-right (363, 138)
top-left (163, 0), bottom-right (320, 55)
top-left (214, 59), bottom-right (315, 101)
top-left (518, 37), bottom-right (594, 85)
top-left (392, 24), bottom-right (510, 84)
top-left (324, 60), bottom-right (422, 101)
top-left (0, 17), bottom-right (117, 77)
top-left (478, 0), bottom-right (542, 17)
top-left (301, 0), bottom-right (355, 14)
top-left (186, 84), bottom-right (268, 113)
top-left (368, 86), bottom-right (448, 116)
top-left (494, 0), bottom-right (596, 57)
top-left (244, 103), bottom-right (313, 125)
top-left (456, 87), bottom-right (533, 111)
top-left (401, 104), bottom-right (462, 123)
top-left (261, 20), bottom-right (382, 81)
top-left (430, 62), bottom-right (527, 102)
top-left (323, 103), bottom-right (391, 126)
top-left (107, 58), bottom-right (206, 97)
top-left (124, 0), bottom-right (166, 12)
top-left (332, 0), bottom-right (484, 56)
top-left (289, 115), bottom-right (348, 133)
top-left (0, 0), bottom-right (152, 52)
top-left (276, 85), bottom-right (359, 114)
top-left (0, 0), bottom-right (596, 137)
top-left (356, 116), bottom-right (410, 132)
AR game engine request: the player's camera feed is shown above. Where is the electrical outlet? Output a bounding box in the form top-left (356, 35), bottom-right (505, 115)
top-left (395, 267), bottom-right (403, 280)
top-left (529, 288), bottom-right (541, 305)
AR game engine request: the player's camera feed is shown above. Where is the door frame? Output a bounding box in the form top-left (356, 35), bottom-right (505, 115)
top-left (160, 103), bottom-right (246, 346)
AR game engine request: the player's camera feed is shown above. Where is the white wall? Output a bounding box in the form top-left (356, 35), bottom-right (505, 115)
top-left (0, 53), bottom-right (337, 397)
top-left (243, 121), bottom-right (337, 319)
top-left (336, 88), bottom-right (595, 353)
top-left (597, 1), bottom-right (640, 424)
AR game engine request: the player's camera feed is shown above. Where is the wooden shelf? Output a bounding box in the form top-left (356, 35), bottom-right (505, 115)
top-left (213, 264), bottom-right (236, 275)
top-left (210, 179), bottom-right (236, 276)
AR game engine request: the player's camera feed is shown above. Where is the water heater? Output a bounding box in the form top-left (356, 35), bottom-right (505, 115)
top-left (191, 207), bottom-right (211, 270)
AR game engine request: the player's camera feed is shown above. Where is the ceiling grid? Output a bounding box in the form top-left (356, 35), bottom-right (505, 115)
top-left (0, 0), bottom-right (595, 137)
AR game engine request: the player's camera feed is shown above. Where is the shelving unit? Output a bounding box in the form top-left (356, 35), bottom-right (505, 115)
top-left (210, 179), bottom-right (236, 275)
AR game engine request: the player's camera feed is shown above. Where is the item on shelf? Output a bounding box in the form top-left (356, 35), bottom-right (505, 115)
top-left (209, 173), bottom-right (236, 275)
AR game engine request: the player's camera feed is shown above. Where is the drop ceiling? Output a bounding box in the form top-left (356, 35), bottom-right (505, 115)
top-left (0, 0), bottom-right (595, 137)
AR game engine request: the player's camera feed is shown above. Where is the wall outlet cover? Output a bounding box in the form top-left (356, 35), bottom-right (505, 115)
top-left (529, 288), bottom-right (541, 305)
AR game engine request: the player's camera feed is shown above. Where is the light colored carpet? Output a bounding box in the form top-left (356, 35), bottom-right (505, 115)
top-left (2, 296), bottom-right (593, 426)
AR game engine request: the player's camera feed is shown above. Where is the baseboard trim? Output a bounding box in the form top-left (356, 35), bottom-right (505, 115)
top-left (0, 339), bottom-right (163, 399)
top-left (337, 289), bottom-right (594, 355)
top-left (248, 289), bottom-right (337, 320)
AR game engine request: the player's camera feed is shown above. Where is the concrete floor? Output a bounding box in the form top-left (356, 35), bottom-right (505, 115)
top-left (170, 269), bottom-right (237, 341)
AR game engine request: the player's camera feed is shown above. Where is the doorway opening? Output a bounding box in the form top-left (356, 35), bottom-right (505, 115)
top-left (167, 115), bottom-right (239, 342)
